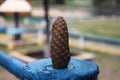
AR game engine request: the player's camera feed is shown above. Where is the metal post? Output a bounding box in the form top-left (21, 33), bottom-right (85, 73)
top-left (14, 13), bottom-right (19, 28)
top-left (43, 0), bottom-right (49, 43)
top-left (14, 12), bottom-right (21, 40)
top-left (43, 0), bottom-right (50, 58)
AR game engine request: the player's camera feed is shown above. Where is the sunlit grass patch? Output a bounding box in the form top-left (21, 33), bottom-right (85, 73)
top-left (67, 17), bottom-right (120, 39)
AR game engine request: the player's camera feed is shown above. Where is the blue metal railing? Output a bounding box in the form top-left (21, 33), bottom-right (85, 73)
top-left (0, 51), bottom-right (26, 79)
top-left (0, 51), bottom-right (99, 80)
top-left (69, 32), bottom-right (120, 45)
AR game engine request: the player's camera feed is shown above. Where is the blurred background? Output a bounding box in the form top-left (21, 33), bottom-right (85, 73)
top-left (0, 0), bottom-right (120, 80)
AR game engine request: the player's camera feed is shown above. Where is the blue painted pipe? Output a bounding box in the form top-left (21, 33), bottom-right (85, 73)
top-left (0, 51), bottom-right (26, 79)
top-left (0, 51), bottom-right (99, 80)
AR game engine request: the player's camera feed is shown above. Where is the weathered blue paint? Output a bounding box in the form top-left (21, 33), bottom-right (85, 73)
top-left (0, 25), bottom-right (6, 32)
top-left (6, 27), bottom-right (25, 35)
top-left (23, 58), bottom-right (99, 80)
top-left (0, 51), bottom-right (26, 79)
top-left (0, 51), bottom-right (99, 80)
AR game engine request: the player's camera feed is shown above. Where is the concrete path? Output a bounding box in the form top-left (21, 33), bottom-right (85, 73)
top-left (31, 8), bottom-right (91, 18)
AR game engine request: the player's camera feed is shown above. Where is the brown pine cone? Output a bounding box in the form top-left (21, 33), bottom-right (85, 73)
top-left (51, 16), bottom-right (71, 69)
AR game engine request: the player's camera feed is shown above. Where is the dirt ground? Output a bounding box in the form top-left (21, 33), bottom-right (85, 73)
top-left (0, 53), bottom-right (120, 80)
top-left (0, 67), bottom-right (18, 80)
top-left (96, 53), bottom-right (120, 80)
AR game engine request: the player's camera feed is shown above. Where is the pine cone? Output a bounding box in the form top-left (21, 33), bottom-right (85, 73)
top-left (51, 16), bottom-right (71, 69)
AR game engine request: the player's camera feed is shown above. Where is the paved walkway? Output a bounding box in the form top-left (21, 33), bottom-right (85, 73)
top-left (31, 8), bottom-right (91, 18)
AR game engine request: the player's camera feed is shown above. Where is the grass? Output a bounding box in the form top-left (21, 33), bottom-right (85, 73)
top-left (0, 44), bottom-right (7, 52)
top-left (67, 17), bottom-right (120, 39)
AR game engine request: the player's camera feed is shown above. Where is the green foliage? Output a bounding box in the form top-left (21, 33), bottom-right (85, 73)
top-left (50, 0), bottom-right (66, 4)
top-left (92, 0), bottom-right (105, 6)
top-left (92, 0), bottom-right (120, 15)
top-left (92, 0), bottom-right (116, 6)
